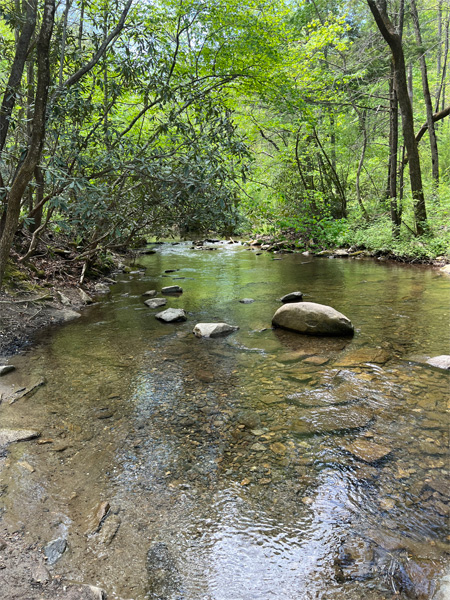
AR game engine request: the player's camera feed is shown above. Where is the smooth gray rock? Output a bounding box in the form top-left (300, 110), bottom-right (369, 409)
top-left (280, 291), bottom-right (303, 303)
top-left (142, 290), bottom-right (157, 297)
top-left (155, 308), bottom-right (187, 323)
top-left (0, 365), bottom-right (15, 376)
top-left (94, 283), bottom-right (110, 294)
top-left (78, 288), bottom-right (93, 304)
top-left (44, 537), bottom-right (67, 565)
top-left (58, 308), bottom-right (82, 322)
top-left (56, 291), bottom-right (71, 306)
top-left (162, 285), bottom-right (183, 294)
top-left (272, 301), bottom-right (354, 336)
top-left (144, 298), bottom-right (167, 309)
top-left (193, 323), bottom-right (239, 338)
top-left (426, 355), bottom-right (450, 370)
top-left (0, 429), bottom-right (40, 449)
top-left (239, 298), bottom-right (255, 304)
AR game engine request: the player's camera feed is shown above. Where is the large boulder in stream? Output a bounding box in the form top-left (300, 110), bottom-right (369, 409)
top-left (193, 323), bottom-right (239, 338)
top-left (272, 302), bottom-right (354, 336)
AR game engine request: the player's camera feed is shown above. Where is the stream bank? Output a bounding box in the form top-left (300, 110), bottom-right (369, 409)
top-left (0, 240), bottom-right (449, 600)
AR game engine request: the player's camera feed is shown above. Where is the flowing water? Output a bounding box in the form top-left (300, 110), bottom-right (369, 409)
top-left (0, 242), bottom-right (449, 600)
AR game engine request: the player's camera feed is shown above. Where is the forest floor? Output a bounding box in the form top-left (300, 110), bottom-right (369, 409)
top-left (0, 231), bottom-right (123, 358)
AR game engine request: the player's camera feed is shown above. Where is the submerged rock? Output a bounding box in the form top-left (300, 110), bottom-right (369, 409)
top-left (280, 291), bottom-right (303, 303)
top-left (155, 308), bottom-right (187, 323)
top-left (341, 438), bottom-right (392, 463)
top-left (162, 285), bottom-right (183, 294)
top-left (239, 298), bottom-right (255, 304)
top-left (144, 298), bottom-right (167, 309)
top-left (44, 537), bottom-right (67, 565)
top-left (272, 302), bottom-right (354, 336)
top-left (193, 323), bottom-right (239, 338)
top-left (426, 355), bottom-right (450, 370)
top-left (85, 501), bottom-right (110, 536)
top-left (146, 542), bottom-right (181, 599)
top-left (291, 406), bottom-right (372, 435)
top-left (334, 348), bottom-right (391, 366)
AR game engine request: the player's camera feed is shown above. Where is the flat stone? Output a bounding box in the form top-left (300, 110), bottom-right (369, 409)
top-left (85, 501), bottom-right (110, 536)
top-left (334, 348), bottom-right (391, 366)
top-left (98, 514), bottom-right (121, 546)
top-left (239, 298), bottom-right (255, 304)
top-left (341, 439), bottom-right (392, 463)
top-left (193, 323), bottom-right (239, 338)
top-left (78, 288), bottom-right (93, 304)
top-left (44, 537), bottom-right (67, 565)
top-left (144, 298), bottom-right (167, 309)
top-left (0, 365), bottom-right (15, 376)
top-left (0, 429), bottom-right (40, 449)
top-left (94, 283), bottom-right (110, 294)
top-left (31, 564), bottom-right (51, 583)
top-left (303, 356), bottom-right (329, 365)
top-left (59, 308), bottom-right (82, 322)
top-left (424, 478), bottom-right (449, 498)
top-left (419, 441), bottom-right (447, 455)
top-left (197, 370), bottom-right (214, 382)
top-left (272, 302), bottom-right (354, 336)
top-left (251, 443), bottom-right (267, 452)
top-left (426, 355), bottom-right (450, 370)
top-left (155, 308), bottom-right (187, 323)
top-left (162, 285), bottom-right (183, 294)
top-left (143, 290), bottom-right (157, 297)
top-left (64, 585), bottom-right (107, 600)
top-left (280, 292), bottom-right (303, 303)
top-left (291, 406), bottom-right (372, 435)
top-left (270, 442), bottom-right (287, 455)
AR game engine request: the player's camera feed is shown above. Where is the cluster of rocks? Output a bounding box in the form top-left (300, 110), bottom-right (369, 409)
top-left (142, 273), bottom-right (356, 339)
top-left (142, 283), bottom-right (240, 336)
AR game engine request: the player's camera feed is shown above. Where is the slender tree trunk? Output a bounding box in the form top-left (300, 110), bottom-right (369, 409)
top-left (59, 0), bottom-right (72, 85)
top-left (411, 0), bottom-right (439, 184)
top-left (367, 0), bottom-right (427, 235)
top-left (0, 0), bottom-right (56, 288)
top-left (0, 0), bottom-right (37, 154)
top-left (388, 65), bottom-right (401, 234)
top-left (356, 110), bottom-right (369, 220)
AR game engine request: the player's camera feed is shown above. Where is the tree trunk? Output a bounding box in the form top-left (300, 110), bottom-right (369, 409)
top-left (0, 0), bottom-right (37, 154)
top-left (410, 0), bottom-right (439, 184)
top-left (388, 65), bottom-right (401, 234)
top-left (0, 0), bottom-right (56, 288)
top-left (367, 0), bottom-right (427, 235)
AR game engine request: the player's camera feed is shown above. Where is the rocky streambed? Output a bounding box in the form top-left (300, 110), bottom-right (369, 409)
top-left (0, 241), bottom-right (449, 600)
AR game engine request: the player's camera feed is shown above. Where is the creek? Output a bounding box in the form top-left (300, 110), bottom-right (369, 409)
top-left (0, 241), bottom-right (449, 599)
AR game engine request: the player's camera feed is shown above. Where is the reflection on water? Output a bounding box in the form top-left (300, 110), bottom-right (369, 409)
top-left (0, 242), bottom-right (449, 600)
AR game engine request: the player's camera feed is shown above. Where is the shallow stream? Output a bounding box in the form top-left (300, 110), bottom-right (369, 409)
top-left (1, 242), bottom-right (449, 599)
